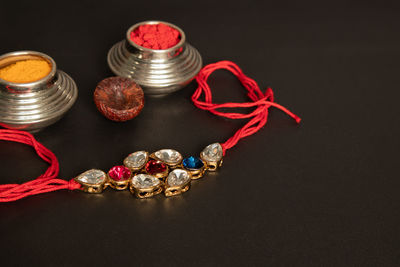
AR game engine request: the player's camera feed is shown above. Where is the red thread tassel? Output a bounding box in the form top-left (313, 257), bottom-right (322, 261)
top-left (192, 60), bottom-right (301, 155)
top-left (0, 130), bottom-right (80, 202)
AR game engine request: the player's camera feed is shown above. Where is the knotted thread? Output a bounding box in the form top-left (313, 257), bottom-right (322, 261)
top-left (0, 130), bottom-right (80, 202)
top-left (192, 60), bottom-right (301, 155)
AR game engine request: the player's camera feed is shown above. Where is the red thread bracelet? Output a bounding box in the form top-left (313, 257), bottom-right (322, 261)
top-left (0, 61), bottom-right (300, 202)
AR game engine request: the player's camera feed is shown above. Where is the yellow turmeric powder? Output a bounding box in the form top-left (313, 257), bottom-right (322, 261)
top-left (0, 59), bottom-right (51, 83)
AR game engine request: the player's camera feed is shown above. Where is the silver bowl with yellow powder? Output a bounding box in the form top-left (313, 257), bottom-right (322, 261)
top-left (0, 51), bottom-right (78, 132)
top-left (107, 21), bottom-right (202, 95)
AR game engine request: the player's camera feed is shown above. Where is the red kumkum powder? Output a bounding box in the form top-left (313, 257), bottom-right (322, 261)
top-left (130, 23), bottom-right (181, 50)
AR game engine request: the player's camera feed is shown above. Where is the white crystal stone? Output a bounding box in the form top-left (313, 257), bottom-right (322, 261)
top-left (154, 149), bottom-right (182, 164)
top-left (166, 169), bottom-right (190, 187)
top-left (201, 143), bottom-right (223, 162)
top-left (76, 169), bottom-right (106, 185)
top-left (124, 151), bottom-right (148, 169)
top-left (131, 174), bottom-right (160, 189)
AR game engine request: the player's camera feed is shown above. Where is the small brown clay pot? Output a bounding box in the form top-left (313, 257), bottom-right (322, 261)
top-left (94, 77), bottom-right (144, 122)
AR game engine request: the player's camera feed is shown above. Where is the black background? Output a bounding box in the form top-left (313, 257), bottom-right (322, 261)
top-left (1, 0), bottom-right (399, 266)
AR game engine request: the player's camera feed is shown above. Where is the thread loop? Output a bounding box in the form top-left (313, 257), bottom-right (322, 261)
top-left (192, 60), bottom-right (301, 154)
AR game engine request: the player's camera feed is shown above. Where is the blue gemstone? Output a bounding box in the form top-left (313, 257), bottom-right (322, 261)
top-left (182, 156), bottom-right (204, 170)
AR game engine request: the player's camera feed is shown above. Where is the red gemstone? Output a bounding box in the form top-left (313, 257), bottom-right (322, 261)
top-left (145, 160), bottom-right (167, 175)
top-left (108, 165), bottom-right (131, 181)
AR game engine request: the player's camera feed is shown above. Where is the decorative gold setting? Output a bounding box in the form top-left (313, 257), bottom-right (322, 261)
top-left (201, 158), bottom-right (223, 171)
top-left (77, 183), bottom-right (107, 194)
top-left (123, 151), bottom-right (149, 172)
top-left (107, 175), bottom-right (131, 191)
top-left (184, 161), bottom-right (207, 179)
top-left (164, 169), bottom-right (192, 197)
top-left (74, 169), bottom-right (108, 194)
top-left (164, 183), bottom-right (190, 197)
top-left (200, 143), bottom-right (223, 171)
top-left (129, 183), bottom-right (163, 198)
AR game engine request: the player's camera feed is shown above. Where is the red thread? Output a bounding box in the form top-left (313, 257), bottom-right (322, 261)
top-left (192, 60), bottom-right (301, 155)
top-left (0, 130), bottom-right (80, 202)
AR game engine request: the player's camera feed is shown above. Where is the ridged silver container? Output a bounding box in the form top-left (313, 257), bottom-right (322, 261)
top-left (107, 21), bottom-right (202, 95)
top-left (0, 51), bottom-right (78, 132)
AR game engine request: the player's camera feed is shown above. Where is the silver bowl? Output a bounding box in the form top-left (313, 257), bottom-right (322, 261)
top-left (107, 21), bottom-right (202, 95)
top-left (0, 51), bottom-right (78, 132)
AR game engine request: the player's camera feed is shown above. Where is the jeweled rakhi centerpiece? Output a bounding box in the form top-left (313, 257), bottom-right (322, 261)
top-left (74, 143), bottom-right (223, 198)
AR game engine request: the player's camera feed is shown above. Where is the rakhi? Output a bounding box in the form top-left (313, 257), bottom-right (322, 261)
top-left (0, 61), bottom-right (301, 202)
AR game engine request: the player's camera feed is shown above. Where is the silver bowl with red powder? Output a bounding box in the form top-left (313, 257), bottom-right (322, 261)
top-left (107, 21), bottom-right (202, 95)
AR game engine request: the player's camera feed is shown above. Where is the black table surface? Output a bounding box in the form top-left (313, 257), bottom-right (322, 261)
top-left (1, 1), bottom-right (399, 266)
